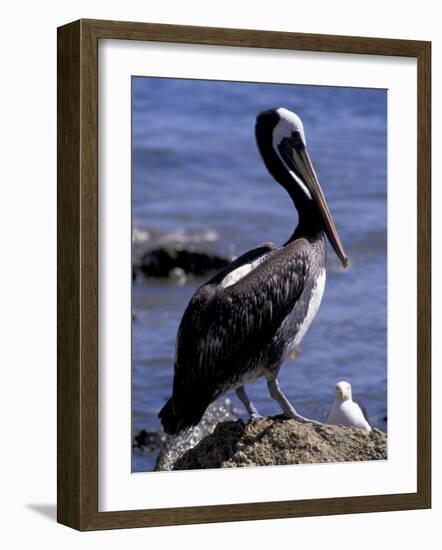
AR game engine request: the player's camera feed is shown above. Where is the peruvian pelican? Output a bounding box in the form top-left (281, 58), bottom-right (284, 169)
top-left (159, 107), bottom-right (348, 435)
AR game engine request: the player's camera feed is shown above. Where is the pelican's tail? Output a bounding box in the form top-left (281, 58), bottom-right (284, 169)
top-left (158, 396), bottom-right (208, 436)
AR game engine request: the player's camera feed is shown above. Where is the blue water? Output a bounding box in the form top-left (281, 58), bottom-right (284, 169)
top-left (131, 77), bottom-right (387, 472)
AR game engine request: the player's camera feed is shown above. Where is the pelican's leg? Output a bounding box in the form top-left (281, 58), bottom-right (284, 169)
top-left (235, 386), bottom-right (260, 418)
top-left (267, 378), bottom-right (322, 425)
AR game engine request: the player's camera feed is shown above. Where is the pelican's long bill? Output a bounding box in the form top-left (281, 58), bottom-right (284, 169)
top-left (279, 138), bottom-right (348, 268)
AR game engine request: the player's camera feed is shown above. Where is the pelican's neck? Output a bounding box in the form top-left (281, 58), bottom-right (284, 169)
top-left (259, 142), bottom-right (325, 244)
top-left (255, 112), bottom-right (325, 245)
top-left (285, 195), bottom-right (325, 245)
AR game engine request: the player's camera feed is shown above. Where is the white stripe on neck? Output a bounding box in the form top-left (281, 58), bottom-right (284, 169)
top-left (272, 116), bottom-right (312, 200)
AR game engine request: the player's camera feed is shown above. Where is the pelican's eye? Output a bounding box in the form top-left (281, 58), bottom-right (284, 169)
top-left (289, 130), bottom-right (304, 150)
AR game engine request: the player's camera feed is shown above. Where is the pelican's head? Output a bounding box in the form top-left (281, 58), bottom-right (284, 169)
top-left (255, 107), bottom-right (348, 268)
top-left (335, 381), bottom-right (352, 401)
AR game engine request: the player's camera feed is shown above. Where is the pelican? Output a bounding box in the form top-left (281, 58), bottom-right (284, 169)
top-left (326, 381), bottom-right (372, 432)
top-left (159, 107), bottom-right (348, 435)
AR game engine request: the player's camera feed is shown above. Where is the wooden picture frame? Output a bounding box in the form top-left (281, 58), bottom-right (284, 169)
top-left (57, 18), bottom-right (431, 531)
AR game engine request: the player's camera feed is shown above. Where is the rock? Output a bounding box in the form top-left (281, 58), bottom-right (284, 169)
top-left (173, 417), bottom-right (387, 470)
top-left (155, 399), bottom-right (238, 471)
top-left (138, 246), bottom-right (230, 279)
top-left (133, 429), bottom-right (162, 452)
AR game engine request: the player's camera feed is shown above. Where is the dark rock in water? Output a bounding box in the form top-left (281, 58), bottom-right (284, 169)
top-left (133, 429), bottom-right (162, 452)
top-left (173, 417), bottom-right (387, 470)
top-left (138, 246), bottom-right (230, 279)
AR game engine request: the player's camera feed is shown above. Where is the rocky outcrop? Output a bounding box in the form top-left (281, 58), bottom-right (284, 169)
top-left (135, 246), bottom-right (230, 280)
top-left (154, 399), bottom-right (239, 471)
top-left (173, 417), bottom-right (387, 470)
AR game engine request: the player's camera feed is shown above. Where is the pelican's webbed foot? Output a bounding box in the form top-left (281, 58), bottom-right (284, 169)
top-left (267, 378), bottom-right (323, 426)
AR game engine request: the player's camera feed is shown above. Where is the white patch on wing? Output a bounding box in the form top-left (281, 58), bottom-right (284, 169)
top-left (220, 253), bottom-right (272, 289)
top-left (220, 263), bottom-right (254, 288)
top-left (293, 269), bottom-right (326, 347)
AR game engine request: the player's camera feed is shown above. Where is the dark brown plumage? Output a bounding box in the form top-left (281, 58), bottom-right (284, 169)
top-left (159, 107), bottom-right (347, 435)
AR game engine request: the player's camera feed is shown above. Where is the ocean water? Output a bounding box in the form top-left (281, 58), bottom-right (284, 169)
top-left (131, 77), bottom-right (387, 472)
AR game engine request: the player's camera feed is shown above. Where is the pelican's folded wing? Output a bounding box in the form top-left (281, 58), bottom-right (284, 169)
top-left (173, 239), bottom-right (311, 401)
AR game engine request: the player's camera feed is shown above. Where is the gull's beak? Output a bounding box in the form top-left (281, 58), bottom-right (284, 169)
top-left (279, 138), bottom-right (348, 268)
top-left (336, 383), bottom-right (351, 400)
